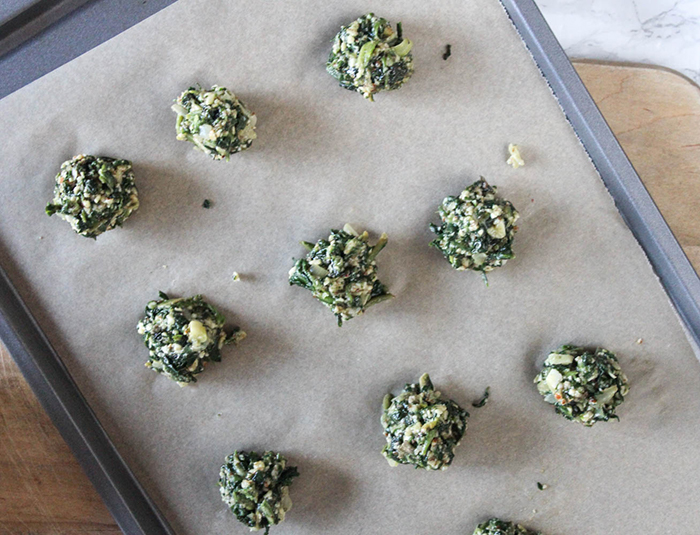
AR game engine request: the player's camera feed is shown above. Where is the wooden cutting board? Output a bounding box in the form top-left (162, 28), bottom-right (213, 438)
top-left (1, 61), bottom-right (699, 534)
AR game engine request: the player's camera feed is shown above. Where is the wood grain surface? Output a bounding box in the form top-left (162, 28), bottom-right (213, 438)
top-left (574, 61), bottom-right (700, 267)
top-left (1, 61), bottom-right (699, 534)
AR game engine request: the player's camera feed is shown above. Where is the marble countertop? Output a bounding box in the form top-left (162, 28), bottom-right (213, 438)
top-left (537, 0), bottom-right (700, 83)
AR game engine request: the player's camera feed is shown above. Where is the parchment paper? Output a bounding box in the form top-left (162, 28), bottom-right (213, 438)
top-left (1, 1), bottom-right (700, 533)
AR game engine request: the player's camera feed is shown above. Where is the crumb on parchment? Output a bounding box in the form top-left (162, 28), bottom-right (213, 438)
top-left (507, 143), bottom-right (525, 168)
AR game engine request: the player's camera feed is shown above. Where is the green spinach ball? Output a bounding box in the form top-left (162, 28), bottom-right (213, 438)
top-left (473, 518), bottom-right (542, 535)
top-left (288, 224), bottom-right (393, 326)
top-left (430, 178), bottom-right (519, 280)
top-left (136, 292), bottom-right (245, 385)
top-left (219, 451), bottom-right (299, 533)
top-left (45, 154), bottom-right (139, 238)
top-left (381, 373), bottom-right (469, 470)
top-left (535, 345), bottom-right (630, 426)
top-left (172, 85), bottom-right (257, 160)
top-left (326, 13), bottom-right (414, 101)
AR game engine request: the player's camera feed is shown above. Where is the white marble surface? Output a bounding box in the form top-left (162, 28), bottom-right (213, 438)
top-left (537, 0), bottom-right (700, 83)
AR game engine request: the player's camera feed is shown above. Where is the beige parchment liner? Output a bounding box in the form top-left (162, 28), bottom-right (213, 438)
top-left (1, 0), bottom-right (699, 533)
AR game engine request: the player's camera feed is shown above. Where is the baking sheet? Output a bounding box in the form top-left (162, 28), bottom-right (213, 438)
top-left (2, 0), bottom-right (700, 533)
top-left (0, 0), bottom-right (93, 61)
top-left (0, 0), bottom-right (178, 99)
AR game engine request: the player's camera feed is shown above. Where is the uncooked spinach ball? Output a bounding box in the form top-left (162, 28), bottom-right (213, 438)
top-left (219, 451), bottom-right (299, 533)
top-left (535, 344), bottom-right (630, 426)
top-left (172, 85), bottom-right (257, 160)
top-left (288, 224), bottom-right (392, 326)
top-left (473, 518), bottom-right (542, 535)
top-left (381, 373), bottom-right (469, 470)
top-left (45, 154), bottom-right (139, 238)
top-left (326, 13), bottom-right (414, 101)
top-left (430, 178), bottom-right (519, 281)
top-left (136, 292), bottom-right (245, 385)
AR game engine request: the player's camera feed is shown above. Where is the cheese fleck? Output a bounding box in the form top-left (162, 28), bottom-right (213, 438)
top-left (507, 143), bottom-right (525, 168)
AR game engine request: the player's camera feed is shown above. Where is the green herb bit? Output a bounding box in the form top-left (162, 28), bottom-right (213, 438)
top-left (381, 373), bottom-right (469, 470)
top-left (443, 44), bottom-right (452, 60)
top-left (326, 13), bottom-right (414, 101)
top-left (473, 518), bottom-right (542, 535)
top-left (288, 224), bottom-right (393, 326)
top-left (472, 386), bottom-right (490, 408)
top-left (136, 292), bottom-right (245, 385)
top-left (537, 482), bottom-right (548, 490)
top-left (219, 451), bottom-right (299, 534)
top-left (202, 199), bottom-right (212, 208)
top-left (45, 154), bottom-right (139, 238)
top-left (534, 344), bottom-right (630, 426)
top-left (430, 178), bottom-right (519, 280)
top-left (172, 84), bottom-right (257, 160)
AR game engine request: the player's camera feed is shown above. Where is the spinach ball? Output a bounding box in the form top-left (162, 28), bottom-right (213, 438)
top-left (381, 373), bottom-right (469, 470)
top-left (45, 154), bottom-right (139, 238)
top-left (473, 518), bottom-right (542, 535)
top-left (288, 224), bottom-right (392, 326)
top-left (535, 345), bottom-right (630, 426)
top-left (327, 13), bottom-right (414, 101)
top-left (172, 85), bottom-right (257, 160)
top-left (219, 451), bottom-right (299, 533)
top-left (136, 292), bottom-right (245, 385)
top-left (430, 178), bottom-right (519, 281)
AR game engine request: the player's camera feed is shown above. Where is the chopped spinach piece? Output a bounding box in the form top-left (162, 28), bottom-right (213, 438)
top-left (172, 85), bottom-right (257, 160)
top-left (535, 345), bottom-right (630, 426)
top-left (430, 178), bottom-right (519, 279)
top-left (381, 373), bottom-right (469, 470)
top-left (45, 154), bottom-right (139, 238)
top-left (472, 386), bottom-right (490, 408)
top-left (473, 518), bottom-right (542, 535)
top-left (443, 44), bottom-right (452, 60)
top-left (326, 13), bottom-right (414, 101)
top-left (136, 292), bottom-right (245, 385)
top-left (219, 451), bottom-right (299, 534)
top-left (288, 224), bottom-right (393, 326)
top-left (202, 199), bottom-right (211, 209)
top-left (536, 482), bottom-right (547, 490)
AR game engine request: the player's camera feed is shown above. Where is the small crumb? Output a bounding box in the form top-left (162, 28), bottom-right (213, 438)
top-left (532, 509), bottom-right (537, 514)
top-left (162, 265), bottom-right (167, 269)
top-left (202, 199), bottom-right (211, 209)
top-left (472, 386), bottom-right (490, 408)
top-left (636, 338), bottom-right (643, 344)
top-left (442, 44), bottom-right (452, 60)
top-left (38, 236), bottom-right (43, 240)
top-left (216, 412), bottom-right (222, 417)
top-left (537, 482), bottom-right (548, 490)
top-left (507, 143), bottom-right (525, 168)
top-left (531, 198), bottom-right (535, 203)
top-left (232, 272), bottom-right (241, 282)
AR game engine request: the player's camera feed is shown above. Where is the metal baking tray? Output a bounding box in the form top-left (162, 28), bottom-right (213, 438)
top-left (1, 0), bottom-right (699, 533)
top-left (0, 0), bottom-right (176, 99)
